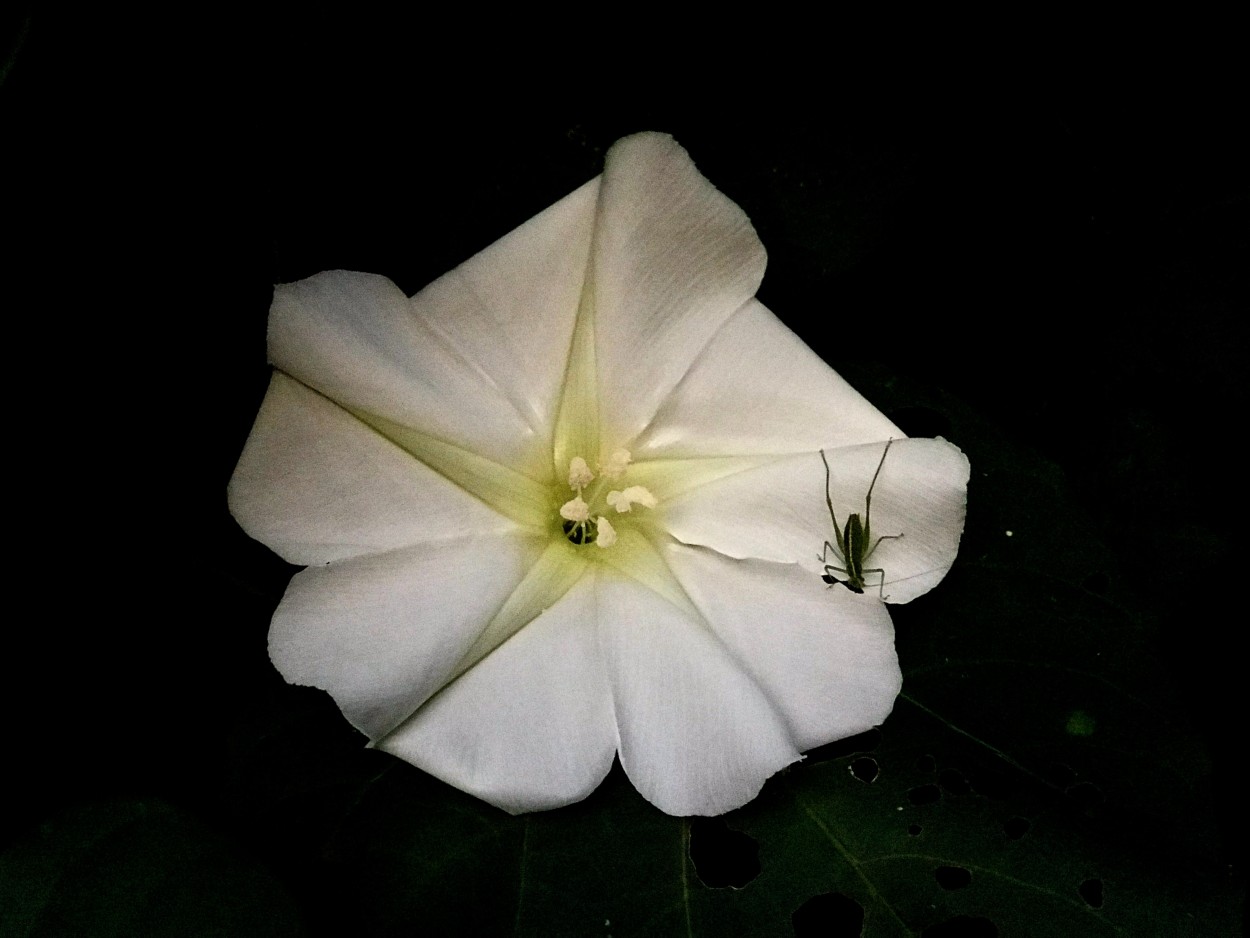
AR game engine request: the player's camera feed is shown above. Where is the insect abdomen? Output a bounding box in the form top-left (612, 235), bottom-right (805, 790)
top-left (843, 513), bottom-right (866, 590)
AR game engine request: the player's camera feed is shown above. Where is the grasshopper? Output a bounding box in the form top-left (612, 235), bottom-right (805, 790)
top-left (820, 440), bottom-right (902, 600)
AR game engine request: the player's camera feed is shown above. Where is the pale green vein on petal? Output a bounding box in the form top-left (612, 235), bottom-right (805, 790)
top-left (347, 407), bottom-right (552, 528)
top-left (627, 455), bottom-right (779, 502)
top-left (596, 526), bottom-right (701, 622)
top-left (552, 273), bottom-right (600, 478)
top-left (447, 540), bottom-right (590, 683)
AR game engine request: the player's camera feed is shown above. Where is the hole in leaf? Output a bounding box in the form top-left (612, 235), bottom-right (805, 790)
top-left (1003, 816), bottom-right (1030, 840)
top-left (1066, 781), bottom-right (1105, 809)
top-left (938, 767), bottom-right (969, 795)
top-left (922, 915), bottom-right (998, 937)
top-left (1079, 878), bottom-right (1104, 908)
top-left (935, 865), bottom-right (972, 890)
top-left (689, 818), bottom-right (760, 889)
top-left (907, 784), bottom-right (941, 806)
top-left (850, 757), bottom-right (879, 783)
top-left (907, 824), bottom-right (922, 837)
top-left (791, 891), bottom-right (864, 937)
top-left (915, 754), bottom-right (936, 773)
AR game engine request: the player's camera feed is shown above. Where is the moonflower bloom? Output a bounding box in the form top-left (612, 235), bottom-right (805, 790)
top-left (229, 133), bottom-right (969, 816)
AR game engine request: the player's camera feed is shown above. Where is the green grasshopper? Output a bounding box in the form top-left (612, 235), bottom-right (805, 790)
top-left (820, 440), bottom-right (902, 600)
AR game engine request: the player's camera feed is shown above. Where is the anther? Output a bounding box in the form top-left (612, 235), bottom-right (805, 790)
top-left (606, 486), bottom-right (657, 513)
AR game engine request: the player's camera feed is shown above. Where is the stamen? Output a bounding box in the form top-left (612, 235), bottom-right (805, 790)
top-left (606, 485), bottom-right (657, 513)
top-left (568, 457), bottom-right (594, 490)
top-left (560, 497), bottom-right (590, 523)
top-left (594, 516), bottom-right (617, 548)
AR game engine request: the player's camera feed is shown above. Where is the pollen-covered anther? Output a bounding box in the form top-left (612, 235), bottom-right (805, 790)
top-left (606, 485), bottom-right (658, 513)
top-left (594, 516), bottom-right (617, 548)
top-left (600, 449), bottom-right (632, 481)
top-left (568, 457), bottom-right (594, 490)
top-left (559, 497), bottom-right (590, 523)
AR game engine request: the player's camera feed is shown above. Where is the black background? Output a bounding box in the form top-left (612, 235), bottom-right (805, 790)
top-left (5, 10), bottom-right (1245, 934)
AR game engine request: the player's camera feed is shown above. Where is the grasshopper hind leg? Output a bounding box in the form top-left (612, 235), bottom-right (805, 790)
top-left (863, 567), bottom-right (890, 600)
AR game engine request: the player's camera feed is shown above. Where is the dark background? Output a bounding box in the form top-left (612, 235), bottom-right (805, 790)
top-left (5, 10), bottom-right (1245, 935)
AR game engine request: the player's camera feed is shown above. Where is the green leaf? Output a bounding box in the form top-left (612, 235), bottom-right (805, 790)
top-left (0, 801), bottom-right (302, 938)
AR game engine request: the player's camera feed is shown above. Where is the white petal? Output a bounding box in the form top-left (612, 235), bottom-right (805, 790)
top-left (663, 439), bottom-right (970, 604)
top-left (631, 298), bottom-right (900, 458)
top-left (269, 533), bottom-right (544, 739)
top-left (377, 573), bottom-right (616, 814)
top-left (596, 570), bottom-right (800, 816)
top-left (591, 134), bottom-right (768, 448)
top-left (268, 177), bottom-right (598, 479)
top-left (229, 373), bottom-right (518, 565)
top-left (665, 544), bottom-right (901, 750)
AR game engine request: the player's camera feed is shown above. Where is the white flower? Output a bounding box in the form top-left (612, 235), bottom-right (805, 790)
top-left (228, 133), bottom-right (969, 817)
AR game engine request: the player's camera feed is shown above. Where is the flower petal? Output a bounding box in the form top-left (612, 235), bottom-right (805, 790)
top-left (591, 134), bottom-right (767, 450)
top-left (662, 439), bottom-right (970, 604)
top-left (665, 544), bottom-right (901, 750)
top-left (376, 573), bottom-right (616, 814)
top-left (269, 533), bottom-right (544, 739)
top-left (631, 298), bottom-right (900, 459)
top-left (268, 176), bottom-right (599, 480)
top-left (596, 569), bottom-right (801, 816)
top-left (229, 373), bottom-right (519, 565)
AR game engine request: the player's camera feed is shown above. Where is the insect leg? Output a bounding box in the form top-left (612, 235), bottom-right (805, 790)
top-left (863, 567), bottom-right (890, 600)
top-left (862, 438), bottom-right (893, 537)
top-left (822, 563), bottom-right (849, 588)
top-left (820, 450), bottom-right (847, 557)
top-left (866, 533), bottom-right (903, 557)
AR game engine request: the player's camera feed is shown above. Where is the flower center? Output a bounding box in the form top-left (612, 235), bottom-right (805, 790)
top-left (558, 450), bottom-right (656, 549)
